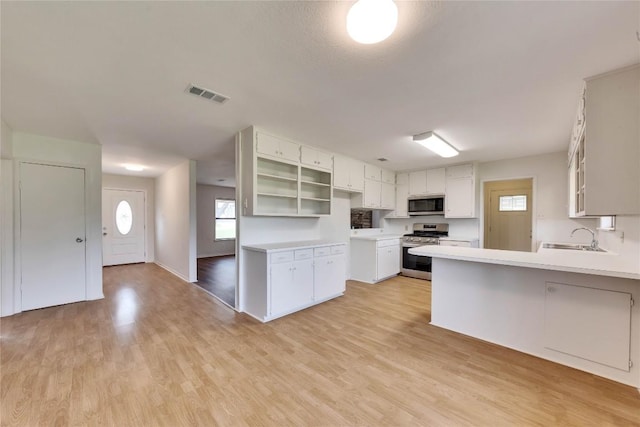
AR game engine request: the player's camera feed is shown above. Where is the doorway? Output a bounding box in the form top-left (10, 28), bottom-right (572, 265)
top-left (102, 189), bottom-right (146, 266)
top-left (484, 178), bottom-right (533, 252)
top-left (19, 162), bottom-right (87, 310)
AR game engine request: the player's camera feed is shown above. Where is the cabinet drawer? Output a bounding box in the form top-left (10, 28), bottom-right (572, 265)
top-left (439, 240), bottom-right (471, 247)
top-left (330, 245), bottom-right (346, 255)
top-left (377, 239), bottom-right (400, 248)
top-left (270, 251), bottom-right (294, 264)
top-left (314, 247), bottom-right (332, 257)
top-left (295, 249), bottom-right (314, 260)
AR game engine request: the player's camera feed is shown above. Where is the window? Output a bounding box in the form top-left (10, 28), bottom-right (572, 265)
top-left (499, 195), bottom-right (527, 212)
top-left (115, 200), bottom-right (133, 235)
top-left (215, 199), bottom-right (236, 240)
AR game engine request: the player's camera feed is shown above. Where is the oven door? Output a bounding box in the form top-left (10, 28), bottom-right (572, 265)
top-left (401, 244), bottom-right (432, 280)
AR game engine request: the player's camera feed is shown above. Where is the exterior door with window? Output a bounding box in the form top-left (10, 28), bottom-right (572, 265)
top-left (102, 189), bottom-right (146, 266)
top-left (484, 179), bottom-right (533, 252)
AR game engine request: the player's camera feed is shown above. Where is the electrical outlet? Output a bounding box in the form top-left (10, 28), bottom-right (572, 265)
top-left (404, 225), bottom-right (409, 231)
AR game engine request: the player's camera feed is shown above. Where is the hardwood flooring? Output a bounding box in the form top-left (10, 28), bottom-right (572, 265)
top-left (196, 255), bottom-right (236, 307)
top-left (2, 263), bottom-right (639, 426)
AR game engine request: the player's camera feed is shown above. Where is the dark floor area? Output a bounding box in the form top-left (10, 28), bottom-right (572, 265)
top-left (196, 255), bottom-right (236, 307)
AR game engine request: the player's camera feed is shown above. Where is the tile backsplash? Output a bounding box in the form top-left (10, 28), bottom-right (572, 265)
top-left (351, 209), bottom-right (372, 229)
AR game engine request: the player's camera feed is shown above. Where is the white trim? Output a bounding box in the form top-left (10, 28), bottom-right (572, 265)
top-left (154, 261), bottom-right (190, 282)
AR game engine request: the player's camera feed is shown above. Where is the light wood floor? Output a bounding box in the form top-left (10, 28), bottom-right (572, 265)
top-left (2, 263), bottom-right (639, 426)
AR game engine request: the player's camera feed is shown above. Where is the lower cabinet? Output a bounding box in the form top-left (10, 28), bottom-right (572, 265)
top-left (350, 237), bottom-right (401, 284)
top-left (243, 243), bottom-right (347, 322)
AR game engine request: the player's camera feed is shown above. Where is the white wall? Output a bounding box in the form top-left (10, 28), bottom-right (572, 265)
top-left (479, 151), bottom-right (598, 248)
top-left (2, 131), bottom-right (103, 316)
top-left (102, 173), bottom-right (156, 262)
top-left (1, 120), bottom-right (14, 316)
top-left (155, 160), bottom-right (197, 282)
top-left (598, 215), bottom-right (640, 266)
top-left (196, 184), bottom-right (236, 258)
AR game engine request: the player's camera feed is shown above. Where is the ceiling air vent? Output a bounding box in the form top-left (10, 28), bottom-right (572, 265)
top-left (185, 83), bottom-right (229, 104)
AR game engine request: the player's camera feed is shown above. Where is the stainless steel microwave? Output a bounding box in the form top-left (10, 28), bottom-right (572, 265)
top-left (408, 195), bottom-right (445, 216)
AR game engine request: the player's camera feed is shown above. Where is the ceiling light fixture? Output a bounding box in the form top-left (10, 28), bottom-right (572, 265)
top-left (413, 131), bottom-right (459, 158)
top-left (347, 0), bottom-right (398, 44)
top-left (124, 164), bottom-right (145, 172)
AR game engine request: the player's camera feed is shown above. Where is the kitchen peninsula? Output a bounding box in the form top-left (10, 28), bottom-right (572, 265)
top-left (410, 244), bottom-right (640, 388)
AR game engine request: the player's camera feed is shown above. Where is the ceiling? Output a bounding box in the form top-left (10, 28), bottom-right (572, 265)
top-left (2, 1), bottom-right (638, 186)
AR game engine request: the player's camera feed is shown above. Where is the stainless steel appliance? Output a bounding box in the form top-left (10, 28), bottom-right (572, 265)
top-left (401, 223), bottom-right (449, 280)
top-left (408, 195), bottom-right (445, 216)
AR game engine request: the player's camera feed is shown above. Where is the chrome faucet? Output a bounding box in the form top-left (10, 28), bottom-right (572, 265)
top-left (571, 227), bottom-right (599, 250)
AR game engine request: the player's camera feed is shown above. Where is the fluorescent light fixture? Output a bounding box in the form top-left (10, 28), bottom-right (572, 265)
top-left (347, 0), bottom-right (398, 44)
top-left (124, 164), bottom-right (145, 172)
top-left (413, 131), bottom-right (459, 158)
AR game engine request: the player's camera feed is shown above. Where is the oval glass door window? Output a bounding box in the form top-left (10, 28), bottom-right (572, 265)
top-left (115, 200), bottom-right (133, 235)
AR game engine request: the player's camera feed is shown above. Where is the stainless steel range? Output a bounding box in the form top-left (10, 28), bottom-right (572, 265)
top-left (401, 223), bottom-right (449, 280)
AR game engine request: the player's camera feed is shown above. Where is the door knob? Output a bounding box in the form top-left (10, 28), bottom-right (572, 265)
top-left (103, 232), bottom-right (108, 236)
top-left (76, 237), bottom-right (84, 243)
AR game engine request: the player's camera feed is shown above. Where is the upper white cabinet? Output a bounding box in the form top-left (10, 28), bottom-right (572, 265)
top-left (569, 64), bottom-right (640, 216)
top-left (445, 164), bottom-right (477, 218)
top-left (409, 170), bottom-right (427, 195)
top-left (395, 173), bottom-right (409, 217)
top-left (363, 179), bottom-right (382, 208)
top-left (426, 168), bottom-right (446, 195)
top-left (300, 146), bottom-right (333, 171)
top-left (381, 169), bottom-right (395, 184)
top-left (365, 164), bottom-right (382, 181)
top-left (255, 131), bottom-right (300, 163)
top-left (240, 126), bottom-right (332, 217)
top-left (333, 155), bottom-right (365, 192)
top-left (380, 182), bottom-right (395, 209)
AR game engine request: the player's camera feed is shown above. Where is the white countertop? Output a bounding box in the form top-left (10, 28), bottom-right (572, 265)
top-left (409, 244), bottom-right (640, 280)
top-left (243, 240), bottom-right (345, 253)
top-left (350, 234), bottom-right (402, 241)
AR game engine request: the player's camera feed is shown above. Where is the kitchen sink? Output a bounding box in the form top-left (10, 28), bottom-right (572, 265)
top-left (542, 243), bottom-right (606, 252)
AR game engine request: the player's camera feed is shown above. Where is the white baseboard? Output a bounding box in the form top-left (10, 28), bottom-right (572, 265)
top-left (154, 262), bottom-right (190, 282)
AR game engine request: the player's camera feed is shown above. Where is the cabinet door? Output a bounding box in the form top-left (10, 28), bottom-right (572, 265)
top-left (333, 155), bottom-right (350, 190)
top-left (314, 255), bottom-right (346, 301)
top-left (270, 260), bottom-right (313, 315)
top-left (364, 179), bottom-right (381, 208)
top-left (349, 160), bottom-right (365, 192)
top-left (256, 132), bottom-right (281, 158)
top-left (381, 169), bottom-right (395, 184)
top-left (300, 146), bottom-right (317, 168)
top-left (445, 177), bottom-right (474, 218)
top-left (381, 182), bottom-right (395, 209)
top-left (364, 164), bottom-right (381, 181)
top-left (315, 150), bottom-right (333, 171)
top-left (395, 183), bottom-right (409, 217)
top-left (426, 168), bottom-right (446, 194)
top-left (376, 245), bottom-right (400, 280)
top-left (409, 170), bottom-right (427, 195)
top-left (396, 172), bottom-right (409, 186)
top-left (446, 164), bottom-right (474, 179)
top-left (279, 139), bottom-right (301, 163)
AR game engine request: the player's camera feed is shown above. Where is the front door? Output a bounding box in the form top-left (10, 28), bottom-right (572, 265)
top-left (102, 189), bottom-right (145, 266)
top-left (20, 162), bottom-right (86, 311)
top-left (484, 178), bottom-right (533, 252)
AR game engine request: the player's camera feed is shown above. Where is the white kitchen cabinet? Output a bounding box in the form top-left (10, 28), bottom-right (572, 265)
top-left (270, 257), bottom-right (314, 315)
top-left (333, 154), bottom-right (365, 192)
top-left (426, 168), bottom-right (446, 195)
top-left (568, 64), bottom-right (640, 216)
top-left (381, 169), bottom-right (395, 184)
top-left (380, 182), bottom-right (395, 209)
top-left (365, 164), bottom-right (382, 181)
top-left (394, 173), bottom-right (409, 217)
top-left (243, 242), bottom-right (347, 322)
top-left (255, 131), bottom-right (300, 163)
top-left (445, 164), bottom-right (477, 218)
top-left (363, 179), bottom-right (381, 208)
top-left (300, 146), bottom-right (333, 171)
top-left (350, 237), bottom-right (400, 284)
top-left (314, 251), bottom-right (346, 301)
top-left (409, 170), bottom-right (427, 196)
top-left (240, 126), bottom-right (332, 217)
top-left (377, 241), bottom-right (401, 280)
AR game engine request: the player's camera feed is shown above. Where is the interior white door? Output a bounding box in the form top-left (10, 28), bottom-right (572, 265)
top-left (20, 162), bottom-right (86, 311)
top-left (102, 189), bottom-right (145, 266)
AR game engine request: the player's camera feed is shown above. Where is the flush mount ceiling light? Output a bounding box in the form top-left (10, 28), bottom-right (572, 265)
top-left (413, 131), bottom-right (459, 158)
top-left (124, 164), bottom-right (145, 172)
top-left (347, 0), bottom-right (398, 44)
